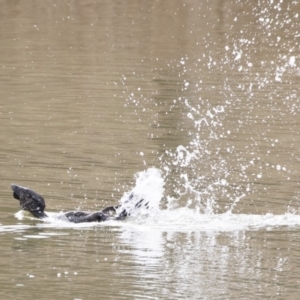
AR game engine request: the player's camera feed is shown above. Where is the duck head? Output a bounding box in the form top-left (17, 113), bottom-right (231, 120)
top-left (11, 184), bottom-right (47, 218)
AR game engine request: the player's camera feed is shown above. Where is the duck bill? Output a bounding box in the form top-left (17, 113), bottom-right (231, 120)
top-left (11, 184), bottom-right (22, 200)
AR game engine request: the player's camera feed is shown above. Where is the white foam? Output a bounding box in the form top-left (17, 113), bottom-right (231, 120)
top-left (117, 209), bottom-right (300, 232)
top-left (0, 223), bottom-right (33, 232)
top-left (12, 207), bottom-right (300, 232)
top-left (23, 235), bottom-right (50, 239)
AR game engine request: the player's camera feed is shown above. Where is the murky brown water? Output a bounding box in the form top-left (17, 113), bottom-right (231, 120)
top-left (1, 0), bottom-right (300, 299)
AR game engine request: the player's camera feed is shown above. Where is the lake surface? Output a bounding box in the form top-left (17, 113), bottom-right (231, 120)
top-left (1, 0), bottom-right (300, 299)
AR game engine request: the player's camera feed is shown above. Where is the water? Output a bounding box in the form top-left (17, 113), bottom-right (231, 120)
top-left (1, 0), bottom-right (300, 299)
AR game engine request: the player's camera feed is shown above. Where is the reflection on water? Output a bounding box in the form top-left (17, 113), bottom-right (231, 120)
top-left (1, 0), bottom-right (300, 299)
top-left (2, 219), bottom-right (300, 299)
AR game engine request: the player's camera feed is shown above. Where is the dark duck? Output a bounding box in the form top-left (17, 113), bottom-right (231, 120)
top-left (11, 184), bottom-right (137, 223)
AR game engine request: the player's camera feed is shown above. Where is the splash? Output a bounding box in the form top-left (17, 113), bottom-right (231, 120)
top-left (12, 167), bottom-right (300, 231)
top-left (158, 95), bottom-right (250, 215)
top-left (116, 167), bottom-right (165, 217)
top-left (113, 168), bottom-right (300, 231)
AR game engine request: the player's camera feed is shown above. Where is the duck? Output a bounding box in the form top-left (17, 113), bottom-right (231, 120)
top-left (11, 184), bottom-right (129, 223)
